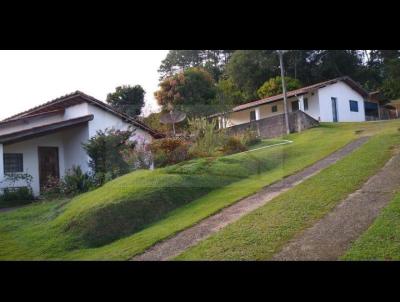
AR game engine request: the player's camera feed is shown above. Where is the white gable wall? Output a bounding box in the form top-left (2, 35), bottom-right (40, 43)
top-left (303, 91), bottom-right (320, 121)
top-left (62, 124), bottom-right (90, 174)
top-left (317, 81), bottom-right (366, 122)
top-left (87, 104), bottom-right (153, 146)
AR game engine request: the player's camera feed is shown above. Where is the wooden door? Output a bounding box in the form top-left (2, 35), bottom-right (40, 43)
top-left (38, 147), bottom-right (60, 189)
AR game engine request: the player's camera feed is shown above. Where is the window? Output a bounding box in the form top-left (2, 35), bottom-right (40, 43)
top-left (271, 105), bottom-right (278, 113)
top-left (349, 100), bottom-right (359, 112)
top-left (303, 98), bottom-right (309, 111)
top-left (4, 153), bottom-right (23, 174)
top-left (250, 110), bottom-right (256, 121)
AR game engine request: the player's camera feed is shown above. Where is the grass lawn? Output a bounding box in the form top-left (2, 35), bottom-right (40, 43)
top-left (341, 191), bottom-right (400, 260)
top-left (0, 121), bottom-right (398, 260)
top-left (247, 138), bottom-right (290, 150)
top-left (176, 122), bottom-right (400, 260)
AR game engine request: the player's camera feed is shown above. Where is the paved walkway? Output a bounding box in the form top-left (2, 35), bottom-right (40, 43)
top-left (272, 150), bottom-right (400, 261)
top-left (132, 137), bottom-right (370, 261)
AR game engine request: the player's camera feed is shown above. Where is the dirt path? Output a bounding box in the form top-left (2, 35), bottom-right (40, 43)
top-left (272, 150), bottom-right (400, 261)
top-left (132, 137), bottom-right (370, 261)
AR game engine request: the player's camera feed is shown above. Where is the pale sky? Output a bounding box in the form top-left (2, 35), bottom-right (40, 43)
top-left (0, 50), bottom-right (169, 120)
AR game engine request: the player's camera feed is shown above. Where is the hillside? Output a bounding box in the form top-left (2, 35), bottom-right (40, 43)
top-left (1, 121), bottom-right (399, 260)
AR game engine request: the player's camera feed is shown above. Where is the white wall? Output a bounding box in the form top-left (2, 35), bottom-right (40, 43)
top-left (62, 125), bottom-right (90, 174)
top-left (303, 91), bottom-right (320, 121)
top-left (317, 81), bottom-right (366, 122)
top-left (64, 102), bottom-right (89, 119)
top-left (2, 132), bottom-right (67, 196)
top-left (87, 104), bottom-right (153, 146)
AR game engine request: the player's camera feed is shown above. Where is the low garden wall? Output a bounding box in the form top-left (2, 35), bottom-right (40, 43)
top-left (227, 111), bottom-right (319, 139)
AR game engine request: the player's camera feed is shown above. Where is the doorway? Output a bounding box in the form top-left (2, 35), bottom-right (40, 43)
top-left (291, 100), bottom-right (299, 112)
top-left (38, 147), bottom-right (60, 190)
top-left (331, 97), bottom-right (338, 122)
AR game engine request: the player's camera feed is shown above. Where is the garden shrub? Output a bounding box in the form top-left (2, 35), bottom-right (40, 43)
top-left (220, 136), bottom-right (248, 155)
top-left (0, 173), bottom-right (35, 208)
top-left (0, 187), bottom-right (35, 208)
top-left (149, 138), bottom-right (191, 167)
top-left (83, 127), bottom-right (137, 185)
top-left (188, 117), bottom-right (225, 157)
top-left (41, 166), bottom-right (95, 199)
top-left (239, 128), bottom-right (261, 147)
top-left (62, 166), bottom-right (95, 196)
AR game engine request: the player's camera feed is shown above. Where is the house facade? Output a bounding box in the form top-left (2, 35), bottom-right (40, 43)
top-left (217, 77), bottom-right (382, 130)
top-left (0, 91), bottom-right (161, 196)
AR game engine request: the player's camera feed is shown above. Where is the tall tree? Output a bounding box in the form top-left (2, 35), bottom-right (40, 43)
top-left (380, 50), bottom-right (400, 99)
top-left (225, 50), bottom-right (279, 101)
top-left (106, 85), bottom-right (145, 117)
top-left (154, 67), bottom-right (217, 118)
top-left (257, 76), bottom-right (302, 98)
top-left (158, 50), bottom-right (234, 81)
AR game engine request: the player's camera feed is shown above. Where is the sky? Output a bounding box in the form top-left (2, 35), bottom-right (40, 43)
top-left (0, 50), bottom-right (169, 120)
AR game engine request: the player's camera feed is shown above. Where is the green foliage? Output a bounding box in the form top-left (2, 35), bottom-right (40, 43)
top-left (215, 77), bottom-right (245, 108)
top-left (257, 76), bottom-right (302, 98)
top-left (41, 166), bottom-right (95, 199)
top-left (62, 166), bottom-right (95, 196)
top-left (187, 117), bottom-right (225, 157)
top-left (141, 112), bottom-right (170, 134)
top-left (220, 136), bottom-right (247, 155)
top-left (0, 173), bottom-right (35, 208)
top-left (158, 50), bottom-right (234, 81)
top-left (0, 187), bottom-right (34, 208)
top-left (106, 85), bottom-right (145, 117)
top-left (154, 67), bottom-right (217, 118)
top-left (225, 50), bottom-right (279, 101)
top-left (238, 129), bottom-right (261, 147)
top-left (82, 128), bottom-right (136, 185)
top-left (149, 138), bottom-right (191, 167)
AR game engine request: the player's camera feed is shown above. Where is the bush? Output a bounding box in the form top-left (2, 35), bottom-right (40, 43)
top-left (220, 136), bottom-right (248, 155)
top-left (239, 129), bottom-right (261, 147)
top-left (83, 128), bottom-right (137, 185)
top-left (41, 166), bottom-right (95, 199)
top-left (149, 138), bottom-right (191, 167)
top-left (0, 187), bottom-right (35, 208)
top-left (62, 166), bottom-right (95, 196)
top-left (188, 117), bottom-right (225, 157)
top-left (0, 173), bottom-right (35, 208)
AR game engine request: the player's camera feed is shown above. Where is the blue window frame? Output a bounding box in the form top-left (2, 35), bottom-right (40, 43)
top-left (349, 100), bottom-right (359, 112)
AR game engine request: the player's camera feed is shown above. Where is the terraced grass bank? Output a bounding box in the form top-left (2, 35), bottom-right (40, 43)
top-left (0, 121), bottom-right (398, 260)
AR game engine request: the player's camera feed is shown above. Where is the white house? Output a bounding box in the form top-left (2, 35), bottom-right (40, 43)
top-left (216, 76), bottom-right (382, 129)
top-left (0, 91), bottom-right (162, 196)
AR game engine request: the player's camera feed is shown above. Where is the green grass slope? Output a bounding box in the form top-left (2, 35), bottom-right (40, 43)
top-left (341, 191), bottom-right (400, 260)
top-left (1, 121), bottom-right (398, 260)
top-left (176, 125), bottom-right (400, 260)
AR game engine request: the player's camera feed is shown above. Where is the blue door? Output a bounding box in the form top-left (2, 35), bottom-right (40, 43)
top-left (331, 97), bottom-right (338, 122)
